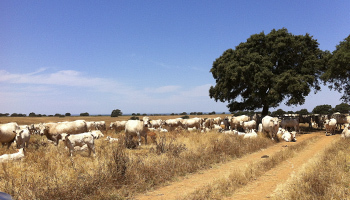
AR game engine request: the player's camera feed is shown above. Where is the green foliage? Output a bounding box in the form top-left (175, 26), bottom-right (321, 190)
top-left (312, 104), bottom-right (333, 115)
top-left (111, 109), bottom-right (123, 117)
top-left (321, 35), bottom-right (350, 102)
top-left (209, 28), bottom-right (325, 116)
top-left (181, 115), bottom-right (190, 119)
top-left (80, 112), bottom-right (89, 116)
top-left (271, 109), bottom-right (286, 117)
top-left (296, 109), bottom-right (309, 115)
top-left (129, 116), bottom-right (139, 120)
top-left (333, 103), bottom-right (350, 114)
top-left (65, 113), bottom-right (71, 116)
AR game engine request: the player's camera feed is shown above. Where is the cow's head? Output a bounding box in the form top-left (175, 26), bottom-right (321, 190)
top-left (60, 133), bottom-right (70, 142)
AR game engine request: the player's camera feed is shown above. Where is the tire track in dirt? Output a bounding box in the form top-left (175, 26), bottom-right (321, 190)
top-left (134, 132), bottom-right (337, 200)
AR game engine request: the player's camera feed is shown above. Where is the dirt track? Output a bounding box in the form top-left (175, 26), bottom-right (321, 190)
top-left (134, 131), bottom-right (339, 200)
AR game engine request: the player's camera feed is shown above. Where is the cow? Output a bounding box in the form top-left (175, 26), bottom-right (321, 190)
top-left (280, 118), bottom-right (299, 132)
top-left (149, 119), bottom-right (164, 129)
top-left (213, 117), bottom-right (222, 125)
top-left (332, 113), bottom-right (350, 130)
top-left (38, 120), bottom-right (88, 145)
top-left (182, 118), bottom-right (203, 130)
top-left (213, 124), bottom-right (223, 132)
top-left (105, 136), bottom-right (119, 143)
top-left (13, 128), bottom-right (31, 149)
top-left (262, 115), bottom-right (280, 139)
top-left (243, 130), bottom-right (258, 139)
top-left (242, 120), bottom-right (257, 133)
top-left (324, 118), bottom-right (337, 136)
top-left (203, 118), bottom-right (214, 129)
top-left (124, 117), bottom-right (150, 146)
top-left (164, 118), bottom-right (184, 131)
top-left (0, 148), bottom-right (24, 163)
top-left (341, 124), bottom-right (350, 138)
top-left (110, 120), bottom-right (127, 133)
top-left (281, 130), bottom-right (297, 142)
top-left (95, 121), bottom-right (106, 131)
top-left (0, 122), bottom-right (19, 149)
top-left (90, 130), bottom-right (104, 139)
top-left (85, 121), bottom-right (97, 130)
top-left (230, 115), bottom-right (249, 131)
top-left (61, 133), bottom-right (96, 157)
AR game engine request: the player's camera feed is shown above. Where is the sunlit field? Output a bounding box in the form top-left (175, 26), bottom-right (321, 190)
top-left (0, 115), bottom-right (278, 199)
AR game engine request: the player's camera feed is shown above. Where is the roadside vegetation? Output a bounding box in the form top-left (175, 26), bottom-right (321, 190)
top-left (181, 136), bottom-right (321, 200)
top-left (273, 138), bottom-right (350, 200)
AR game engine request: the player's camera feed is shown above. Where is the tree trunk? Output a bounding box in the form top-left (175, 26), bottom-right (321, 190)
top-left (262, 104), bottom-right (269, 117)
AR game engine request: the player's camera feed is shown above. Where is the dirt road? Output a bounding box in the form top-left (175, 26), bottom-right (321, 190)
top-left (134, 131), bottom-right (339, 200)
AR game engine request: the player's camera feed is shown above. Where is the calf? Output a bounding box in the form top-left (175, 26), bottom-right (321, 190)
top-left (105, 136), bottom-right (119, 143)
top-left (0, 148), bottom-right (25, 163)
top-left (243, 120), bottom-right (256, 133)
top-left (324, 118), bottom-right (337, 136)
top-left (281, 130), bottom-right (297, 142)
top-left (13, 128), bottom-right (31, 149)
top-left (61, 133), bottom-right (95, 157)
top-left (90, 130), bottom-right (104, 139)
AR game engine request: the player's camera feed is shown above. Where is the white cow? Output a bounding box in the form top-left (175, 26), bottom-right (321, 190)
top-left (105, 136), bottom-right (119, 143)
top-left (61, 133), bottom-right (96, 157)
top-left (213, 124), bottom-right (223, 132)
top-left (243, 120), bottom-right (257, 133)
top-left (243, 130), bottom-right (258, 139)
top-left (213, 117), bottom-right (222, 125)
top-left (14, 128), bottom-right (31, 149)
top-left (90, 130), bottom-right (104, 139)
top-left (164, 118), bottom-right (184, 130)
top-left (183, 118), bottom-right (203, 130)
top-left (341, 124), bottom-right (350, 138)
top-left (262, 116), bottom-right (280, 139)
top-left (230, 115), bottom-right (249, 130)
top-left (0, 148), bottom-right (24, 163)
top-left (38, 120), bottom-right (88, 145)
top-left (149, 119), bottom-right (164, 129)
top-left (110, 120), bottom-right (127, 133)
top-left (280, 118), bottom-right (299, 132)
top-left (324, 118), bottom-right (337, 136)
top-left (281, 130), bottom-right (297, 142)
top-left (95, 121), bottom-right (106, 131)
top-left (0, 122), bottom-right (19, 148)
top-left (124, 117), bottom-right (150, 146)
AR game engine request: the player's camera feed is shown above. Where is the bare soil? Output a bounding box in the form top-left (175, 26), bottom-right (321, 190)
top-left (134, 131), bottom-right (339, 200)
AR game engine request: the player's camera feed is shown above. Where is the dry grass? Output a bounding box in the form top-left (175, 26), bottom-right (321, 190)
top-left (0, 115), bottom-right (276, 199)
top-left (272, 138), bottom-right (350, 200)
top-left (182, 136), bottom-right (320, 200)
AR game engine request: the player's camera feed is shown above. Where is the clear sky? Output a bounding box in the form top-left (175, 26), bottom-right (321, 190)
top-left (1, 1), bottom-right (349, 115)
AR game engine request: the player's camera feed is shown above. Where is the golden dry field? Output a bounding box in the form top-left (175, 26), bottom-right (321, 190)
top-left (0, 115), bottom-right (349, 200)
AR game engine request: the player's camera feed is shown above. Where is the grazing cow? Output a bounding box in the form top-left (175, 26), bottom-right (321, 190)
top-left (90, 130), bottom-right (104, 139)
top-left (243, 130), bottom-right (258, 139)
top-left (332, 113), bottom-right (350, 130)
top-left (61, 133), bottom-right (96, 157)
top-left (105, 136), bottom-right (119, 143)
top-left (281, 130), bottom-right (297, 142)
top-left (149, 119), bottom-right (164, 129)
top-left (203, 118), bottom-right (214, 129)
top-left (38, 120), bottom-right (88, 145)
top-left (262, 116), bottom-right (280, 139)
top-left (124, 117), bottom-right (150, 146)
top-left (95, 121), bottom-right (106, 131)
top-left (280, 118), bottom-right (299, 132)
top-left (164, 118), bottom-right (184, 130)
top-left (0, 148), bottom-right (25, 163)
top-left (14, 128), bottom-right (31, 149)
top-left (324, 118), bottom-right (337, 136)
top-left (242, 120), bottom-right (257, 133)
top-left (0, 122), bottom-right (19, 149)
top-left (341, 124), bottom-right (350, 138)
top-left (183, 118), bottom-right (203, 130)
top-left (213, 124), bottom-right (223, 132)
top-left (230, 115), bottom-right (249, 131)
top-left (213, 117), bottom-right (222, 125)
top-left (110, 120), bottom-right (127, 133)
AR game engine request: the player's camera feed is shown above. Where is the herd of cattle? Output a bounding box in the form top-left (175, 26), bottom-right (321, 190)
top-left (1, 113), bottom-right (350, 162)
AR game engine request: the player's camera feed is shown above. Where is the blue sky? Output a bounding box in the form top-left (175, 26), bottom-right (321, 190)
top-left (1, 1), bottom-right (349, 115)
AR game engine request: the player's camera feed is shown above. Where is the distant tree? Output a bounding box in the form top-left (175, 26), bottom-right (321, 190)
top-left (209, 28), bottom-right (326, 116)
top-left (111, 109), bottom-right (123, 117)
top-left (129, 116), bottom-right (139, 120)
top-left (65, 113), bottom-right (71, 116)
top-left (271, 109), bottom-right (286, 117)
top-left (296, 109), bottom-right (309, 115)
top-left (181, 115), bottom-right (190, 119)
top-left (180, 112), bottom-right (187, 115)
top-left (0, 113), bottom-right (9, 117)
top-left (142, 113), bottom-right (147, 116)
top-left (321, 35), bottom-right (350, 102)
top-left (170, 113), bottom-right (175, 115)
top-left (80, 112), bottom-right (89, 116)
top-left (29, 112), bottom-right (36, 117)
top-left (312, 104), bottom-right (333, 114)
top-left (333, 103), bottom-right (350, 114)
top-left (54, 113), bottom-right (63, 117)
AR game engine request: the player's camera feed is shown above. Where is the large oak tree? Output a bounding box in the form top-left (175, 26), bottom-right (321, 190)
top-left (321, 35), bottom-right (350, 102)
top-left (209, 28), bottom-right (326, 116)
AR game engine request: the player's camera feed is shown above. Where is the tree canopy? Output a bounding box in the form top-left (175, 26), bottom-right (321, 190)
top-left (111, 109), bottom-right (123, 117)
top-left (321, 35), bottom-right (350, 102)
top-left (312, 104), bottom-right (332, 115)
top-left (209, 28), bottom-right (326, 116)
